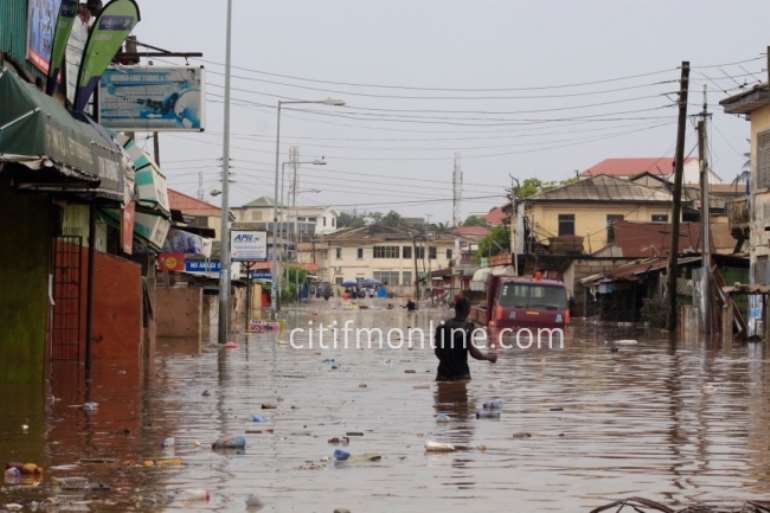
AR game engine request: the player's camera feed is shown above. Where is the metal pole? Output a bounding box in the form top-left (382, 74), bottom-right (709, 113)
top-left (153, 132), bottom-right (160, 166)
top-left (84, 202), bottom-right (96, 376)
top-left (271, 102), bottom-right (282, 316)
top-left (699, 85), bottom-right (712, 332)
top-left (217, 0), bottom-right (233, 344)
top-left (666, 61), bottom-right (690, 332)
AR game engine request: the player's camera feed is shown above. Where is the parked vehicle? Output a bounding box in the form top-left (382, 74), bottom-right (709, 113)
top-left (470, 275), bottom-right (569, 329)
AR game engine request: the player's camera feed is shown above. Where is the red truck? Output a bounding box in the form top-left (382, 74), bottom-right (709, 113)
top-left (469, 275), bottom-right (570, 329)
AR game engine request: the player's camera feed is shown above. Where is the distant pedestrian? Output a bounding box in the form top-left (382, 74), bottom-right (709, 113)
top-left (434, 297), bottom-right (497, 381)
top-left (405, 298), bottom-right (417, 312)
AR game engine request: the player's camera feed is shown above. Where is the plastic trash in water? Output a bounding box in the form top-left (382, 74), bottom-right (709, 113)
top-left (161, 437), bottom-right (175, 448)
top-left (424, 440), bottom-right (456, 452)
top-left (476, 410), bottom-right (501, 419)
top-left (483, 399), bottom-right (504, 411)
top-left (436, 413), bottom-right (451, 423)
top-left (224, 342), bottom-right (239, 349)
top-left (614, 339), bottom-right (638, 346)
top-left (250, 415), bottom-right (267, 423)
top-left (4, 467), bottom-right (22, 481)
top-left (82, 401), bottom-right (98, 412)
top-left (180, 489), bottom-right (210, 501)
top-left (246, 494), bottom-right (264, 511)
top-left (333, 449), bottom-right (350, 461)
top-left (211, 435), bottom-right (246, 450)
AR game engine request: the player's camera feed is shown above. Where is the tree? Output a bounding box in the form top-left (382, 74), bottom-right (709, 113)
top-left (477, 225), bottom-right (510, 260)
top-left (337, 211), bottom-right (366, 228)
top-left (381, 210), bottom-right (402, 227)
top-left (514, 176), bottom-right (578, 199)
top-left (463, 215), bottom-right (488, 227)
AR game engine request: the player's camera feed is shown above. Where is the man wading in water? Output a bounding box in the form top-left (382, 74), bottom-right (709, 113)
top-left (434, 298), bottom-right (497, 381)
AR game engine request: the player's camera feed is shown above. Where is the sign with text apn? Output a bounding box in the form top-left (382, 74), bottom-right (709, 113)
top-left (99, 66), bottom-right (205, 131)
top-left (231, 231), bottom-right (267, 262)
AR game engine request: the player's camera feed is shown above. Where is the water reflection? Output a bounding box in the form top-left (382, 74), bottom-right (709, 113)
top-left (4, 304), bottom-right (770, 512)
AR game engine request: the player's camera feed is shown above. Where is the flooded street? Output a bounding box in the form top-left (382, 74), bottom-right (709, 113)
top-left (3, 301), bottom-right (770, 513)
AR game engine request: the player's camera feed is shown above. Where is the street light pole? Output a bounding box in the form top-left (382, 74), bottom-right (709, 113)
top-left (271, 98), bottom-right (345, 317)
top-left (217, 0), bottom-right (233, 344)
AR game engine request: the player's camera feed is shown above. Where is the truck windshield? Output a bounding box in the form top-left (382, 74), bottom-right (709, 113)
top-left (498, 283), bottom-right (567, 309)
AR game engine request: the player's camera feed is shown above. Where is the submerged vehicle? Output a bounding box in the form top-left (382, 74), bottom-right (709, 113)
top-left (470, 275), bottom-right (569, 329)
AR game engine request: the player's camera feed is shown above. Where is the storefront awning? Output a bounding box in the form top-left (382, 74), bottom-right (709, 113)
top-left (0, 67), bottom-right (126, 202)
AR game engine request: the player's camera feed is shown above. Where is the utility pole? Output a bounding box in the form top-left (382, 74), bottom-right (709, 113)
top-left (452, 152), bottom-right (463, 227)
top-left (197, 169), bottom-right (204, 201)
top-left (666, 61), bottom-right (691, 332)
top-left (511, 175), bottom-right (520, 276)
top-left (217, 0), bottom-right (233, 344)
top-left (698, 85), bottom-right (712, 332)
top-left (153, 132), bottom-right (160, 166)
top-left (412, 236), bottom-right (420, 300)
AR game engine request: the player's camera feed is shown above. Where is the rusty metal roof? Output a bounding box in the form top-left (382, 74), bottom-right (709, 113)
top-left (528, 174), bottom-right (674, 203)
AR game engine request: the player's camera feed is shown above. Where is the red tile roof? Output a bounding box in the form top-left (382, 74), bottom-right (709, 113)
top-left (454, 225), bottom-right (490, 238)
top-left (484, 207), bottom-right (507, 226)
top-left (581, 157), bottom-right (697, 178)
top-left (168, 189), bottom-right (221, 216)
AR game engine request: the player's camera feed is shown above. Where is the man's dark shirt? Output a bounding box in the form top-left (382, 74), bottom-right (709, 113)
top-left (434, 318), bottom-right (474, 381)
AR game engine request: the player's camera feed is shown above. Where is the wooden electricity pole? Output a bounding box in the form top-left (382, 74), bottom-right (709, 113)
top-left (666, 61), bottom-right (690, 332)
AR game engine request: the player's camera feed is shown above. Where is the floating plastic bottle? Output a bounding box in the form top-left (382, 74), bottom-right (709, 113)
top-left (424, 440), bottom-right (456, 452)
top-left (483, 399), bottom-right (504, 411)
top-left (250, 415), bottom-right (267, 423)
top-left (180, 489), bottom-right (210, 501)
top-left (212, 435), bottom-right (246, 450)
top-left (161, 437), bottom-right (175, 448)
top-left (333, 449), bottom-right (350, 461)
top-left (436, 413), bottom-right (451, 423)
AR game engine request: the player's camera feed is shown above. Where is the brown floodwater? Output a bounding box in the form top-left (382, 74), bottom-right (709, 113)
top-left (3, 300), bottom-right (770, 512)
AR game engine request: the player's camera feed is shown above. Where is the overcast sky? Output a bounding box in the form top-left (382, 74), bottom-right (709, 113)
top-left (134, 0), bottom-right (768, 222)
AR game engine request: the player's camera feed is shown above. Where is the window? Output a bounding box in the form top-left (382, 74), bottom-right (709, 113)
top-left (446, 248), bottom-right (453, 260)
top-left (336, 247), bottom-right (342, 259)
top-left (558, 214), bottom-right (575, 237)
top-left (402, 246), bottom-right (412, 259)
top-left (606, 215), bottom-right (624, 242)
top-left (332, 218), bottom-right (336, 227)
top-left (335, 277), bottom-right (343, 285)
top-left (357, 248), bottom-right (364, 259)
top-left (373, 271), bottom-right (399, 286)
top-left (373, 246), bottom-right (400, 258)
top-left (651, 214), bottom-right (669, 223)
top-left (323, 217), bottom-right (327, 227)
top-left (415, 246), bottom-right (425, 259)
top-left (308, 217), bottom-right (317, 223)
top-left (428, 246), bottom-right (437, 259)
top-left (759, 130), bottom-right (770, 189)
top-left (402, 271), bottom-right (412, 286)
top-left (498, 283), bottom-right (567, 309)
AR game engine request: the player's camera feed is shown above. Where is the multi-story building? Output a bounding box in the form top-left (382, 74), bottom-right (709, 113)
top-left (300, 224), bottom-right (455, 296)
top-left (233, 196), bottom-right (338, 237)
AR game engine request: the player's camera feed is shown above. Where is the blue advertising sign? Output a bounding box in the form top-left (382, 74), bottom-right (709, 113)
top-left (250, 271), bottom-right (272, 282)
top-left (185, 260), bottom-right (220, 273)
top-left (27, 0), bottom-right (59, 74)
top-left (99, 66), bottom-right (205, 131)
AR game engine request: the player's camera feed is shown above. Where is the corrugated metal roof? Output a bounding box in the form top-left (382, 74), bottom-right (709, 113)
top-left (581, 157), bottom-right (696, 177)
top-left (529, 174), bottom-right (674, 203)
top-left (0, 0), bottom-right (28, 66)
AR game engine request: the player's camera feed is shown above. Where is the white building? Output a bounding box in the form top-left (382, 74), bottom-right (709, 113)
top-left (233, 196), bottom-right (338, 237)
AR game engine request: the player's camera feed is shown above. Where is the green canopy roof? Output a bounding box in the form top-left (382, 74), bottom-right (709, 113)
top-left (0, 66), bottom-right (126, 201)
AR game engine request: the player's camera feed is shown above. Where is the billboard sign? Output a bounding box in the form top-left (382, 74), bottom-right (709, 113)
top-left (99, 66), bottom-right (205, 131)
top-left (231, 231), bottom-right (267, 262)
top-left (27, 0), bottom-right (59, 74)
top-left (185, 260), bottom-right (220, 273)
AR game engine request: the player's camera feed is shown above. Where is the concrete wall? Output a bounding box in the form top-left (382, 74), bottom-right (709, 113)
top-left (0, 179), bottom-right (52, 384)
top-left (528, 202), bottom-right (674, 253)
top-left (90, 252), bottom-right (143, 362)
top-left (328, 240), bottom-right (454, 285)
top-left (750, 105), bottom-right (770, 266)
top-left (155, 287), bottom-right (203, 341)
